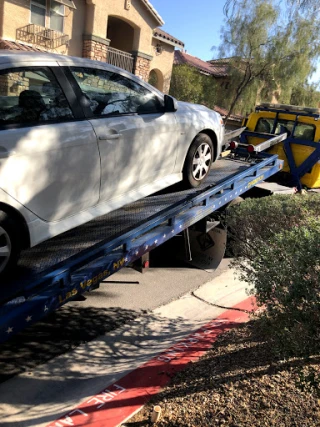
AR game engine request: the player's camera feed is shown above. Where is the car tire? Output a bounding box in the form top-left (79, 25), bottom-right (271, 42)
top-left (0, 211), bottom-right (21, 278)
top-left (183, 133), bottom-right (214, 188)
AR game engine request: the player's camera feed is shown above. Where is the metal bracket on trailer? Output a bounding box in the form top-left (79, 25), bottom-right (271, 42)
top-left (283, 138), bottom-right (320, 190)
top-left (0, 153), bottom-right (283, 344)
top-left (236, 132), bottom-right (287, 153)
top-left (239, 130), bottom-right (320, 190)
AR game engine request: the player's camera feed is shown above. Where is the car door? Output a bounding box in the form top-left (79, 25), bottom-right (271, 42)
top-left (67, 66), bottom-right (178, 202)
top-left (0, 63), bottom-right (100, 222)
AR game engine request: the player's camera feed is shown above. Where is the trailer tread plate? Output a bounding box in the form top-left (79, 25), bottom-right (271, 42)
top-left (2, 159), bottom-right (251, 289)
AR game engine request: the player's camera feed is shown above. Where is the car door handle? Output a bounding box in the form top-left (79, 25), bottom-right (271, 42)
top-left (99, 134), bottom-right (121, 141)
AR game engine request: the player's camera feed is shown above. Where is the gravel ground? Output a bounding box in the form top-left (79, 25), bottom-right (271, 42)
top-left (125, 321), bottom-right (320, 427)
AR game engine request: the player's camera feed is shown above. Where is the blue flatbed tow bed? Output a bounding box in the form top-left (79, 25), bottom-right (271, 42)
top-left (0, 151), bottom-right (283, 343)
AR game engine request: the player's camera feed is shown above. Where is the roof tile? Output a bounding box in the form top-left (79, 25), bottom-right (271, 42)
top-left (174, 51), bottom-right (228, 77)
top-left (153, 28), bottom-right (184, 48)
top-left (0, 39), bottom-right (47, 52)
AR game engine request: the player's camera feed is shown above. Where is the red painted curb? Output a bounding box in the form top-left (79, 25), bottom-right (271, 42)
top-left (48, 296), bottom-right (256, 427)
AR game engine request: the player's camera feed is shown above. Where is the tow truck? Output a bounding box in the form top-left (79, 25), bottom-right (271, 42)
top-left (233, 103), bottom-right (320, 191)
top-left (0, 129), bottom-right (284, 344)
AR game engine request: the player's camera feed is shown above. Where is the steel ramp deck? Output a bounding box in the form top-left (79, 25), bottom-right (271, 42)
top-left (0, 153), bottom-right (283, 343)
top-left (2, 159), bottom-right (249, 290)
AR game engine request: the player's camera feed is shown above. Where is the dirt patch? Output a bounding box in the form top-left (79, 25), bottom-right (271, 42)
top-left (125, 321), bottom-right (320, 426)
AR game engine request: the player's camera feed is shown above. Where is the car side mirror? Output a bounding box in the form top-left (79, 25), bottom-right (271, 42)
top-left (164, 95), bottom-right (178, 112)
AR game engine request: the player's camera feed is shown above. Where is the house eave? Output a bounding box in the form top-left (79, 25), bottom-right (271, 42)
top-left (141, 0), bottom-right (165, 26)
top-left (153, 34), bottom-right (183, 48)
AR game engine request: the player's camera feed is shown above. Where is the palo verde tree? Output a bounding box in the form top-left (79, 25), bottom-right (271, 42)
top-left (290, 82), bottom-right (320, 106)
top-left (219, 0), bottom-right (320, 122)
top-left (224, 0), bottom-right (320, 17)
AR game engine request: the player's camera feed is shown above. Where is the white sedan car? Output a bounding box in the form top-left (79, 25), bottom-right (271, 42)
top-left (0, 51), bottom-right (224, 278)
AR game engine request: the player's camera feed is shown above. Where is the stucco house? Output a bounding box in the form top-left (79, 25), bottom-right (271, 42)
top-left (0, 0), bottom-right (184, 93)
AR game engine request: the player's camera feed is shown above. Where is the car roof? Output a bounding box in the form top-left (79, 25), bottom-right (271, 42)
top-left (0, 50), bottom-right (136, 78)
top-left (0, 50), bottom-right (88, 64)
top-left (0, 49), bottom-right (123, 69)
top-left (0, 50), bottom-right (165, 97)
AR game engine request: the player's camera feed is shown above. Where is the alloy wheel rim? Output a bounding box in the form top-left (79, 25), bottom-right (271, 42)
top-left (192, 143), bottom-right (212, 181)
top-left (0, 226), bottom-right (11, 273)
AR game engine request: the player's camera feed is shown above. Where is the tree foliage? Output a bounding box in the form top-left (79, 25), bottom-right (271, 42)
top-left (290, 83), bottom-right (320, 106)
top-left (225, 194), bottom-right (320, 356)
top-left (219, 0), bottom-right (320, 121)
top-left (169, 64), bottom-right (217, 109)
top-left (224, 0), bottom-right (318, 17)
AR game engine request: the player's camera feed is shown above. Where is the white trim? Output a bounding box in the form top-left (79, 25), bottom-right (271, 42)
top-left (140, 0), bottom-right (164, 26)
top-left (53, 0), bottom-right (76, 9)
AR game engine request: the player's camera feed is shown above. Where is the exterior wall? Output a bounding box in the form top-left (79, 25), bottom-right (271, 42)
top-left (2, 0), bottom-right (30, 41)
top-left (64, 0), bottom-right (86, 57)
top-left (1, 0), bottom-right (178, 90)
top-left (89, 0), bottom-right (158, 56)
top-left (0, 0), bottom-right (5, 38)
top-left (2, 0), bottom-right (85, 57)
top-left (150, 39), bottom-right (175, 93)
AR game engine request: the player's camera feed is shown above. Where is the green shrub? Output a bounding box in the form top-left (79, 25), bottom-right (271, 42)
top-left (225, 194), bottom-right (320, 356)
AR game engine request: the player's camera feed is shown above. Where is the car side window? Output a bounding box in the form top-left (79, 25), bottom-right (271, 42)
top-left (69, 67), bottom-right (163, 116)
top-left (0, 67), bottom-right (74, 126)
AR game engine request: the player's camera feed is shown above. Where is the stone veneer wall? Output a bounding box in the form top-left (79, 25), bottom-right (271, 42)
top-left (134, 54), bottom-right (152, 81)
top-left (82, 36), bottom-right (109, 62)
top-left (73, 71), bottom-right (133, 95)
top-left (0, 72), bottom-right (29, 96)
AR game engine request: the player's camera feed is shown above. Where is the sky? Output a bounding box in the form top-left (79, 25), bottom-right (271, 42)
top-left (150, 0), bottom-right (320, 85)
top-left (150, 0), bottom-right (226, 61)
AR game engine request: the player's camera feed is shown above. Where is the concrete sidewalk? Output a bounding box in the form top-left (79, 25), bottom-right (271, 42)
top-left (0, 264), bottom-right (251, 427)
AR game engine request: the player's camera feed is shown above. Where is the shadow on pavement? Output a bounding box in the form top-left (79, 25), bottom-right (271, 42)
top-left (0, 304), bottom-right (138, 383)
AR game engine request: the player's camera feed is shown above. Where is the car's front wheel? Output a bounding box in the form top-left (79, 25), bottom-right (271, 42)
top-left (0, 211), bottom-right (21, 278)
top-left (183, 133), bottom-right (214, 188)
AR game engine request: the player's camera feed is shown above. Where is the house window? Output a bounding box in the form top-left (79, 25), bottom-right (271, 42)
top-left (30, 0), bottom-right (46, 27)
top-left (50, 1), bottom-right (64, 33)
